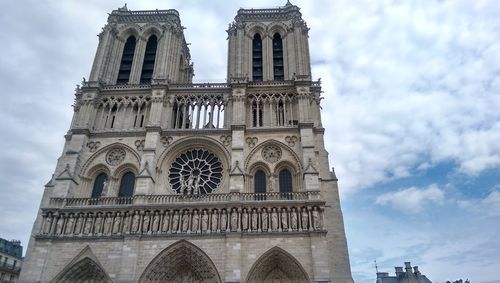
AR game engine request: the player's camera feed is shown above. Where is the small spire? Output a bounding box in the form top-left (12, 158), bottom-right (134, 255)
top-left (118, 3), bottom-right (128, 12)
top-left (285, 0), bottom-right (293, 7)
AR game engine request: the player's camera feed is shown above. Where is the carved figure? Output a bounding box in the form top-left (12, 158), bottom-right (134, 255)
top-left (142, 214), bottom-right (150, 233)
top-left (242, 209), bottom-right (248, 230)
top-left (43, 215), bottom-right (53, 234)
top-left (290, 208), bottom-right (298, 230)
top-left (301, 208), bottom-right (309, 230)
top-left (162, 212), bottom-right (170, 233)
top-left (131, 213), bottom-right (140, 233)
top-left (101, 179), bottom-right (109, 197)
top-left (104, 214), bottom-right (112, 234)
top-left (211, 210), bottom-right (218, 231)
top-left (261, 209), bottom-right (268, 231)
top-left (312, 207), bottom-right (322, 230)
top-left (83, 217), bottom-right (92, 234)
top-left (112, 214), bottom-right (121, 234)
top-left (152, 213), bottom-right (160, 233)
top-left (181, 212), bottom-right (189, 232)
top-left (201, 210), bottom-right (209, 232)
top-left (56, 217), bottom-right (64, 235)
top-left (172, 211), bottom-right (180, 233)
top-left (191, 211), bottom-right (199, 232)
top-left (93, 215), bottom-right (102, 234)
top-left (281, 208), bottom-right (288, 231)
top-left (251, 209), bottom-right (258, 231)
top-left (64, 216), bottom-right (74, 234)
top-left (271, 208), bottom-right (278, 231)
top-left (122, 214), bottom-right (130, 233)
top-left (220, 210), bottom-right (227, 231)
top-left (230, 209), bottom-right (238, 231)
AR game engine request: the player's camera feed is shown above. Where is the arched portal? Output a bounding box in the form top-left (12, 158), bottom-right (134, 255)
top-left (52, 257), bottom-right (111, 283)
top-left (140, 240), bottom-right (222, 283)
top-left (246, 247), bottom-right (310, 283)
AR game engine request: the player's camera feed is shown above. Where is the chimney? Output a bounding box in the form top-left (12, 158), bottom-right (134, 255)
top-left (405, 262), bottom-right (412, 274)
top-left (413, 266), bottom-right (420, 275)
top-left (395, 266), bottom-right (404, 277)
top-left (377, 272), bottom-right (389, 278)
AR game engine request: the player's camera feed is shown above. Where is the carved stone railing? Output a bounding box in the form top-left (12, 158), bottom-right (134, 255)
top-left (37, 201), bottom-right (325, 239)
top-left (48, 192), bottom-right (321, 208)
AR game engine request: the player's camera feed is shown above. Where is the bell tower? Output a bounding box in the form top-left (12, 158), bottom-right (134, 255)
top-left (21, 3), bottom-right (354, 283)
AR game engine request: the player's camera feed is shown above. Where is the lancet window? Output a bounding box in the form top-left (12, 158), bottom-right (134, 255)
top-left (91, 173), bottom-right (108, 198)
top-left (272, 33), bottom-right (284, 80)
top-left (254, 170), bottom-right (266, 194)
top-left (140, 35), bottom-right (158, 83)
top-left (279, 169), bottom-right (293, 193)
top-left (171, 94), bottom-right (225, 129)
top-left (252, 34), bottom-right (263, 81)
top-left (117, 36), bottom-right (136, 84)
top-left (118, 172), bottom-right (135, 197)
top-left (248, 93), bottom-right (297, 128)
top-left (94, 96), bottom-right (151, 131)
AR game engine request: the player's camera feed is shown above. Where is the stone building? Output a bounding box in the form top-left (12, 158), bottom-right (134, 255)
top-left (376, 262), bottom-right (432, 283)
top-left (0, 238), bottom-right (22, 283)
top-left (20, 2), bottom-right (354, 283)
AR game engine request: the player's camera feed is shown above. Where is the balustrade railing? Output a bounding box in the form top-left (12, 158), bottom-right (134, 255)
top-left (48, 191), bottom-right (321, 208)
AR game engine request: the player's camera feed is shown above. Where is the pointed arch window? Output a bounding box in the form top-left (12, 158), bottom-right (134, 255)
top-left (254, 170), bottom-right (267, 194)
top-left (279, 169), bottom-right (293, 199)
top-left (140, 35), bottom-right (158, 83)
top-left (118, 172), bottom-right (135, 197)
top-left (117, 36), bottom-right (136, 84)
top-left (252, 34), bottom-right (263, 81)
top-left (91, 173), bottom-right (108, 198)
top-left (273, 33), bottom-right (284, 80)
top-left (252, 101), bottom-right (264, 127)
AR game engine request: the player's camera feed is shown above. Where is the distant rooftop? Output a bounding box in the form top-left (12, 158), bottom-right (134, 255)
top-left (377, 262), bottom-right (432, 283)
top-left (0, 238), bottom-right (23, 258)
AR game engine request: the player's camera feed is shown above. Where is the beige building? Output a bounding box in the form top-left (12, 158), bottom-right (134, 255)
top-left (20, 2), bottom-right (354, 283)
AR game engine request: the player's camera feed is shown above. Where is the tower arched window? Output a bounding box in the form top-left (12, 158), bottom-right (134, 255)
top-left (273, 33), bottom-right (284, 80)
top-left (140, 35), bottom-right (158, 83)
top-left (252, 34), bottom-right (263, 81)
top-left (91, 173), bottom-right (108, 198)
top-left (279, 169), bottom-right (293, 198)
top-left (117, 36), bottom-right (136, 84)
top-left (252, 102), bottom-right (264, 127)
top-left (118, 172), bottom-right (135, 197)
top-left (254, 170), bottom-right (267, 195)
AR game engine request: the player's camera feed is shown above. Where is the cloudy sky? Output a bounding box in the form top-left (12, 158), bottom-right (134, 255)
top-left (1, 0), bottom-right (499, 282)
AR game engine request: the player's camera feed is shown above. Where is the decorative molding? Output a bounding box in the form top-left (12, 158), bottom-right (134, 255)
top-left (220, 135), bottom-right (232, 147)
top-left (262, 145), bottom-right (282, 163)
top-left (285, 136), bottom-right (298, 147)
top-left (246, 137), bottom-right (258, 148)
top-left (134, 139), bottom-right (145, 151)
top-left (86, 141), bottom-right (101, 152)
top-left (106, 148), bottom-right (126, 166)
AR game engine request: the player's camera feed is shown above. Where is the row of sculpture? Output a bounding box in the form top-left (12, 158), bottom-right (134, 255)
top-left (39, 206), bottom-right (324, 237)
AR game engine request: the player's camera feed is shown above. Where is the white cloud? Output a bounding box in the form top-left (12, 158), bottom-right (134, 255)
top-left (458, 190), bottom-right (500, 217)
top-left (375, 184), bottom-right (445, 214)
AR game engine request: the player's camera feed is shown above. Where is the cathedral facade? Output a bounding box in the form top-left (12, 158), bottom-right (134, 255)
top-left (20, 3), bottom-right (354, 283)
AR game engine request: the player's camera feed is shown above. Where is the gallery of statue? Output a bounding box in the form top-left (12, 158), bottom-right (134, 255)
top-left (21, 2), bottom-right (355, 283)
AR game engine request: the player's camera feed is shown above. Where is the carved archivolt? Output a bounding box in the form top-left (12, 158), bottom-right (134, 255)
top-left (50, 247), bottom-right (111, 283)
top-left (246, 247), bottom-right (311, 283)
top-left (245, 140), bottom-right (302, 173)
top-left (139, 240), bottom-right (222, 283)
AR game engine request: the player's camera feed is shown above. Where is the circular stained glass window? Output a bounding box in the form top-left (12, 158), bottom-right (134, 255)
top-left (168, 149), bottom-right (223, 195)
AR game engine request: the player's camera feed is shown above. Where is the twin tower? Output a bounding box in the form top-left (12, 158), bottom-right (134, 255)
top-left (22, 3), bottom-right (355, 283)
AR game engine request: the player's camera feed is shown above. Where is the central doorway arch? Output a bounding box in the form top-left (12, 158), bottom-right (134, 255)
top-left (139, 240), bottom-right (222, 283)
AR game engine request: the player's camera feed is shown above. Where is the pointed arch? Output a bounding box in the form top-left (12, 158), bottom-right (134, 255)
top-left (117, 35), bottom-right (136, 84)
top-left (140, 34), bottom-right (158, 83)
top-left (245, 246), bottom-right (311, 283)
top-left (50, 246), bottom-right (112, 283)
top-left (252, 33), bottom-right (263, 81)
top-left (139, 240), bottom-right (222, 283)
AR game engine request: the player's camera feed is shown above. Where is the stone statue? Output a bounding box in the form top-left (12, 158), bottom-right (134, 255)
top-left (281, 208), bottom-right (288, 231)
top-left (43, 215), bottom-right (53, 234)
top-left (271, 208), bottom-right (278, 231)
top-left (112, 214), bottom-right (121, 234)
top-left (172, 211), bottom-right (180, 233)
top-left (201, 210), bottom-right (209, 232)
top-left (93, 215), bottom-right (102, 234)
top-left (230, 209), bottom-right (238, 231)
top-left (162, 212), bottom-right (170, 233)
top-left (312, 207), bottom-right (322, 230)
top-left (152, 213), bottom-right (160, 233)
top-left (74, 215), bottom-right (83, 235)
top-left (301, 208), bottom-right (309, 230)
top-left (83, 217), bottom-right (92, 235)
top-left (191, 211), bottom-right (199, 232)
top-left (241, 209), bottom-right (248, 231)
top-left (181, 212), bottom-right (189, 232)
top-left (65, 216), bottom-right (74, 234)
top-left (56, 217), bottom-right (64, 235)
top-left (122, 214), bottom-right (130, 234)
top-left (261, 209), bottom-right (268, 231)
top-left (142, 214), bottom-right (150, 233)
top-left (211, 210), bottom-right (218, 231)
top-left (290, 208), bottom-right (298, 230)
top-left (220, 210), bottom-right (227, 231)
top-left (104, 214), bottom-right (113, 234)
top-left (251, 209), bottom-right (258, 231)
top-left (131, 213), bottom-right (140, 233)
top-left (101, 178), bottom-right (109, 197)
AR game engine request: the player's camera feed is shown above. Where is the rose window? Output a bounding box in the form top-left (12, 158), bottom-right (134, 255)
top-left (168, 149), bottom-right (223, 195)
